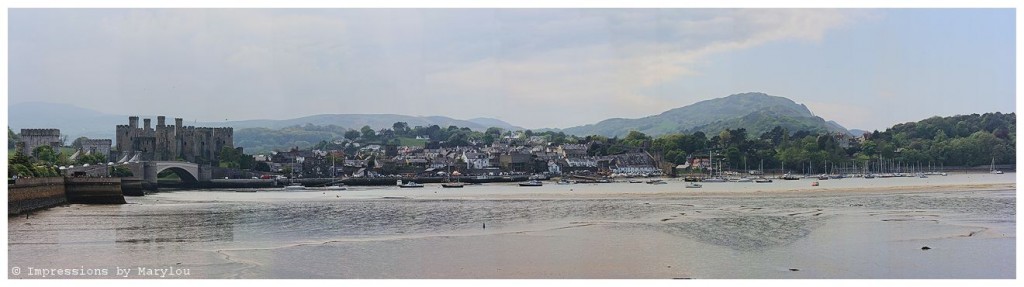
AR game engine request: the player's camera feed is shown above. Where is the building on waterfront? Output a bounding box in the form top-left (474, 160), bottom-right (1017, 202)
top-left (115, 116), bottom-right (233, 163)
top-left (16, 129), bottom-right (62, 157)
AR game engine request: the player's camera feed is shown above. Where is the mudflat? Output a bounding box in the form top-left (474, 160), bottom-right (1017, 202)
top-left (8, 173), bottom-right (1015, 278)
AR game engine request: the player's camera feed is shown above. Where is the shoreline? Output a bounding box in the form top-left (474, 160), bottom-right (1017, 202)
top-left (146, 180), bottom-right (1015, 202)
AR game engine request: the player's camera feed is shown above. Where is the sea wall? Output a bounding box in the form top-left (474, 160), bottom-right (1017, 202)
top-left (65, 178), bottom-right (126, 204)
top-left (8, 178), bottom-right (67, 216)
top-left (8, 177), bottom-right (126, 216)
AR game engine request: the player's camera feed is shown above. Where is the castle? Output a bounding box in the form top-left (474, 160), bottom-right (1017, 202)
top-left (16, 129), bottom-right (62, 157)
top-left (115, 116), bottom-right (233, 163)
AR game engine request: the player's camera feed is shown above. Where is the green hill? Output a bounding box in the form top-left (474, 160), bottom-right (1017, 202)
top-left (560, 92), bottom-right (850, 137)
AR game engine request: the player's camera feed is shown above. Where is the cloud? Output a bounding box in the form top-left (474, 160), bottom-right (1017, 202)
top-left (9, 9), bottom-right (860, 128)
top-left (425, 9), bottom-right (858, 127)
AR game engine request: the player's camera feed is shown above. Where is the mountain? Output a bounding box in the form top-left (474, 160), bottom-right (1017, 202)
top-left (7, 102), bottom-right (525, 142)
top-left (559, 92), bottom-right (851, 137)
top-left (222, 114), bottom-right (521, 131)
top-left (848, 129), bottom-right (869, 137)
top-left (467, 118), bottom-right (523, 131)
top-left (8, 102), bottom-right (129, 140)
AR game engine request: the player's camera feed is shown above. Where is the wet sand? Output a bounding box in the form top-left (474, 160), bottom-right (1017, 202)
top-left (7, 173), bottom-right (1016, 278)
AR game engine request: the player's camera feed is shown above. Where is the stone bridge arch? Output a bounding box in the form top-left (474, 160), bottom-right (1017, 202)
top-left (155, 166), bottom-right (199, 183)
top-left (144, 162), bottom-right (201, 186)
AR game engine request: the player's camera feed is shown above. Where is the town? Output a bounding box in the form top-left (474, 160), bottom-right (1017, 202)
top-left (10, 111), bottom-right (1015, 186)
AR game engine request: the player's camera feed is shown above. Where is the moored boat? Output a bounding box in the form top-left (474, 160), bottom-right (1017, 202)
top-left (283, 183), bottom-right (306, 191)
top-left (990, 158), bottom-right (1003, 174)
top-left (397, 180), bottom-right (425, 188)
top-left (685, 182), bottom-right (702, 188)
top-left (441, 182), bottom-right (464, 188)
top-left (519, 180), bottom-right (543, 187)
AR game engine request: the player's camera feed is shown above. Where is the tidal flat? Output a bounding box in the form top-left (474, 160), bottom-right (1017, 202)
top-left (8, 173), bottom-right (1015, 279)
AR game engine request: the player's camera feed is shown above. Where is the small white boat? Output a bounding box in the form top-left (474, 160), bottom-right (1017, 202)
top-left (519, 180), bottom-right (543, 187)
top-left (990, 158), bottom-right (1003, 174)
top-left (702, 177), bottom-right (727, 183)
top-left (283, 183), bottom-right (306, 191)
top-left (754, 178), bottom-right (772, 183)
top-left (397, 180), bottom-right (425, 188)
top-left (323, 184), bottom-right (347, 190)
top-left (685, 182), bottom-right (702, 188)
top-left (441, 182), bottom-right (464, 188)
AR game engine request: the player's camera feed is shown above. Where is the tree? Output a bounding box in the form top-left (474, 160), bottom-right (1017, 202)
top-left (110, 166), bottom-right (134, 177)
top-left (392, 122), bottom-right (409, 136)
top-left (32, 146), bottom-right (58, 165)
top-left (344, 130), bottom-right (361, 141)
top-left (76, 152), bottom-right (107, 165)
top-left (623, 130), bottom-right (651, 148)
top-left (8, 128), bottom-right (19, 149)
top-left (360, 125), bottom-right (377, 140)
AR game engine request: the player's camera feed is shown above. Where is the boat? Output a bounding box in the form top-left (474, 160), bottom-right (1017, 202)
top-left (864, 174), bottom-right (876, 179)
top-left (702, 177), bottom-right (727, 183)
top-left (817, 174), bottom-right (829, 180)
top-left (734, 177), bottom-right (753, 183)
top-left (628, 179), bottom-right (644, 183)
top-left (283, 183), bottom-right (306, 191)
top-left (811, 181), bottom-right (819, 186)
top-left (441, 182), bottom-right (465, 188)
top-left (646, 179), bottom-right (667, 185)
top-left (438, 165), bottom-right (462, 187)
top-left (990, 158), bottom-right (1003, 174)
top-left (685, 182), bottom-right (702, 188)
top-left (754, 178), bottom-right (772, 183)
top-left (397, 180), bottom-right (424, 188)
top-left (519, 180), bottom-right (543, 187)
top-left (556, 179), bottom-right (571, 185)
top-left (782, 174), bottom-right (800, 180)
top-left (319, 184), bottom-right (347, 190)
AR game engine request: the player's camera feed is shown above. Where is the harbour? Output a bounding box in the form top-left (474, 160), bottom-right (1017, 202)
top-left (7, 173), bottom-right (1014, 279)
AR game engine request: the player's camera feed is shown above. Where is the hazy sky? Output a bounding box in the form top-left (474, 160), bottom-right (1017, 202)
top-left (8, 9), bottom-right (1016, 131)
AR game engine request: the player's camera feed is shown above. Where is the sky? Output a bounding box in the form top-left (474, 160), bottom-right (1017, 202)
top-left (7, 8), bottom-right (1016, 131)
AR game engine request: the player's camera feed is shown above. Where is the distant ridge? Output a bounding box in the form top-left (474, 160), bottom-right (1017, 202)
top-left (224, 114), bottom-right (523, 131)
top-left (7, 102), bottom-right (524, 141)
top-left (557, 92), bottom-right (852, 137)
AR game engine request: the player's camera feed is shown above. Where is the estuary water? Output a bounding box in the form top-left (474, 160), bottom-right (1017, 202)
top-left (7, 173), bottom-right (1016, 279)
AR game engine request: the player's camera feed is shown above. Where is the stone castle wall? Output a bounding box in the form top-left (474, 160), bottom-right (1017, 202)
top-left (115, 116), bottom-right (233, 163)
top-left (18, 129), bottom-right (61, 156)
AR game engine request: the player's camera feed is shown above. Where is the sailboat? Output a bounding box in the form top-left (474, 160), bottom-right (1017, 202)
top-left (442, 163), bottom-right (464, 188)
top-left (781, 160), bottom-right (799, 180)
top-left (990, 158), bottom-right (1003, 174)
top-left (755, 159), bottom-right (772, 183)
top-left (703, 149), bottom-right (726, 182)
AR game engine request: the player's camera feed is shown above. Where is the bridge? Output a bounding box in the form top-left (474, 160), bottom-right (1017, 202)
top-left (121, 161), bottom-right (209, 187)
